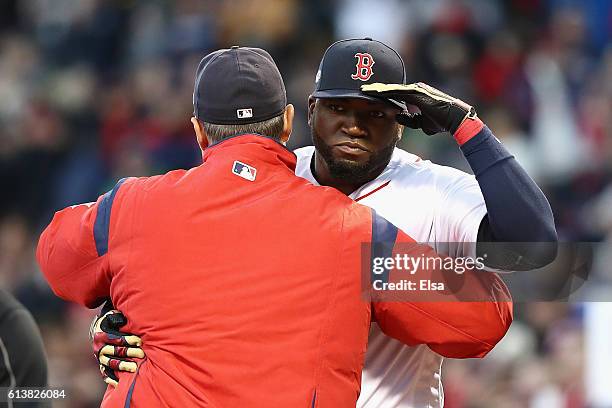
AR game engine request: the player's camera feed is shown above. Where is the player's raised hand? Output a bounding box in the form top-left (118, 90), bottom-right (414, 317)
top-left (361, 82), bottom-right (477, 135)
top-left (90, 310), bottom-right (145, 387)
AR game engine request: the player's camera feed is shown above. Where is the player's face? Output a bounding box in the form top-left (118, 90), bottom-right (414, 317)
top-left (308, 97), bottom-right (402, 192)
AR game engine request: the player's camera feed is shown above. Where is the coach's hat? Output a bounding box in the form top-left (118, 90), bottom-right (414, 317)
top-left (313, 38), bottom-right (407, 110)
top-left (193, 46), bottom-right (287, 125)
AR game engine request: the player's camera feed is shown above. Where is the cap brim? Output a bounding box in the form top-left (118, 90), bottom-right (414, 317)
top-left (312, 89), bottom-right (407, 111)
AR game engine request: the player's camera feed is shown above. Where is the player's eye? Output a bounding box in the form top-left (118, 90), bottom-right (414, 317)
top-left (369, 110), bottom-right (385, 118)
top-left (328, 104), bottom-right (345, 112)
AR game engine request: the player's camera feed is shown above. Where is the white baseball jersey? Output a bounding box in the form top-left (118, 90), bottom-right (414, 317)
top-left (294, 146), bottom-right (487, 408)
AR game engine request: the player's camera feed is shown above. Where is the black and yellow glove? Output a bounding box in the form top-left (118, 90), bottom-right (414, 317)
top-left (361, 82), bottom-right (477, 135)
top-left (90, 310), bottom-right (145, 387)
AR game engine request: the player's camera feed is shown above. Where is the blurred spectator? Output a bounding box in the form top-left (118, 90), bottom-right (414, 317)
top-left (0, 289), bottom-right (49, 407)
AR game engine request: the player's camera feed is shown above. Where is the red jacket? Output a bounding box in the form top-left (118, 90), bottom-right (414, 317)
top-left (37, 135), bottom-right (511, 407)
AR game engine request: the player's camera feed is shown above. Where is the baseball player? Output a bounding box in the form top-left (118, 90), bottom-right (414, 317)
top-left (92, 38), bottom-right (554, 407)
top-left (38, 46), bottom-right (512, 407)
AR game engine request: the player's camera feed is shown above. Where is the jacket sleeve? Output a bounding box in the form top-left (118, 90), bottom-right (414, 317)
top-left (36, 179), bottom-right (129, 308)
top-left (369, 210), bottom-right (513, 359)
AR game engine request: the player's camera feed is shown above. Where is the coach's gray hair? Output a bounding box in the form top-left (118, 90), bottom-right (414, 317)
top-left (199, 113), bottom-right (285, 144)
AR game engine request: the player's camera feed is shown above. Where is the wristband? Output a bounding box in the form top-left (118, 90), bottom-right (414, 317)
top-left (454, 117), bottom-right (484, 146)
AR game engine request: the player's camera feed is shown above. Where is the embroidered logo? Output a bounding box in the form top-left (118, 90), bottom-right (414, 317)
top-left (232, 161), bottom-right (257, 182)
top-left (237, 108), bottom-right (253, 119)
top-left (351, 53), bottom-right (375, 81)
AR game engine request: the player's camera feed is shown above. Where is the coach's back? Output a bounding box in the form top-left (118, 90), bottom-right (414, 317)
top-left (40, 134), bottom-right (380, 407)
top-left (109, 134), bottom-right (377, 407)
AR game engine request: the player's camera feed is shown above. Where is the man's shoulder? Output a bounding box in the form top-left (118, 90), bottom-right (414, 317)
top-left (388, 148), bottom-right (477, 191)
top-left (121, 169), bottom-right (189, 190)
top-left (105, 169), bottom-right (191, 207)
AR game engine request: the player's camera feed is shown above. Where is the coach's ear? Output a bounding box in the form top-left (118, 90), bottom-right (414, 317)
top-left (191, 117), bottom-right (209, 151)
top-left (280, 104), bottom-right (294, 144)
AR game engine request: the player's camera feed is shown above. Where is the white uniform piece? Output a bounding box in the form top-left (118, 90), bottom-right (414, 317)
top-left (294, 146), bottom-right (488, 408)
top-left (585, 302), bottom-right (612, 407)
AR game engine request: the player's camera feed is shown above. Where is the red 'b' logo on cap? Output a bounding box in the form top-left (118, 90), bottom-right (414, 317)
top-left (351, 53), bottom-right (375, 81)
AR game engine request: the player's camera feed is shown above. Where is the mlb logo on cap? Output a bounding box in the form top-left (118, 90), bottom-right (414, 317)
top-left (237, 108), bottom-right (253, 119)
top-left (232, 161), bottom-right (257, 182)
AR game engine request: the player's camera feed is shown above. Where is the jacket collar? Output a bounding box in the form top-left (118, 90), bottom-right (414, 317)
top-left (202, 134), bottom-right (297, 171)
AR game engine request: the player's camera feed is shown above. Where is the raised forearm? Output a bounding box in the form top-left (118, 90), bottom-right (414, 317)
top-left (459, 122), bottom-right (558, 268)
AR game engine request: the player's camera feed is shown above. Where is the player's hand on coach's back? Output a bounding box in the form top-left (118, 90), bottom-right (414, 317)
top-left (90, 310), bottom-right (145, 387)
top-left (361, 82), bottom-right (477, 136)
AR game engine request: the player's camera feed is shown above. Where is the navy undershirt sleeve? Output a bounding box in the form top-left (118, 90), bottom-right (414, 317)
top-left (460, 126), bottom-right (558, 268)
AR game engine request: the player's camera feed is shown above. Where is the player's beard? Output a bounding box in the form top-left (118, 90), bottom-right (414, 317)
top-left (311, 125), bottom-right (397, 186)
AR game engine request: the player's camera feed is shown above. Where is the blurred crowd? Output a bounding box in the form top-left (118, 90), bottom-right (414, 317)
top-left (0, 0), bottom-right (610, 407)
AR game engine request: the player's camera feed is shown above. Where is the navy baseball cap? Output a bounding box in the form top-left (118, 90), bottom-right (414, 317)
top-left (193, 46), bottom-right (287, 125)
top-left (313, 38), bottom-right (407, 110)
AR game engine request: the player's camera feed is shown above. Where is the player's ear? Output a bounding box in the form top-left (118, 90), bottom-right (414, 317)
top-left (307, 96), bottom-right (316, 125)
top-left (191, 117), bottom-right (209, 150)
top-left (279, 104), bottom-right (294, 144)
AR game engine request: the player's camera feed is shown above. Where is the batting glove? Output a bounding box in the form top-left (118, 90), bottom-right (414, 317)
top-left (361, 82), bottom-right (478, 136)
top-left (90, 310), bottom-right (145, 387)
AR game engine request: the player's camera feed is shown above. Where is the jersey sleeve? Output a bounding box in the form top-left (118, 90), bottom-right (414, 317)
top-left (369, 211), bottom-right (513, 359)
top-left (36, 178), bottom-right (130, 308)
top-left (432, 172), bottom-right (487, 259)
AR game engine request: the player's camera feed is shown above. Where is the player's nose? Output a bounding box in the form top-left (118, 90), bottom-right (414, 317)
top-left (341, 114), bottom-right (367, 138)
